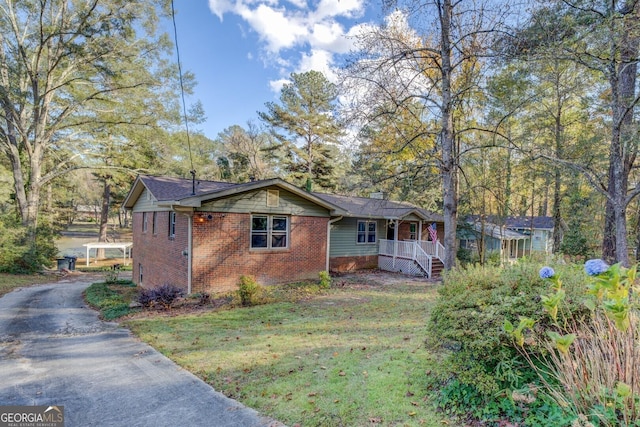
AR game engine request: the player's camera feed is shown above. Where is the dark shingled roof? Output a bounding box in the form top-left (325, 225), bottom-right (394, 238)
top-left (139, 175), bottom-right (237, 201)
top-left (466, 215), bottom-right (555, 230)
top-left (131, 175), bottom-right (443, 221)
top-left (313, 192), bottom-right (443, 221)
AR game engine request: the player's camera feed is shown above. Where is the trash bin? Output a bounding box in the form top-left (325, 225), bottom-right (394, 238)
top-left (56, 258), bottom-right (68, 271)
top-left (64, 255), bottom-right (77, 271)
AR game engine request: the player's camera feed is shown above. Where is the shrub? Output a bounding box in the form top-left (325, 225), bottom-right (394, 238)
top-left (319, 270), bottom-right (331, 289)
top-left (138, 284), bottom-right (184, 309)
top-left (507, 261), bottom-right (640, 426)
top-left (237, 275), bottom-right (261, 306)
top-left (85, 280), bottom-right (137, 320)
top-left (427, 260), bottom-right (587, 422)
top-left (0, 215), bottom-right (59, 274)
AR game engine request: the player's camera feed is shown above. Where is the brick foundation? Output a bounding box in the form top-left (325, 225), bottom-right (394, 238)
top-left (329, 255), bottom-right (378, 272)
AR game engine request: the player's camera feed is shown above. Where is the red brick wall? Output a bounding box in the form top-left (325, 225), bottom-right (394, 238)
top-left (132, 212), bottom-right (189, 291)
top-left (191, 213), bottom-right (329, 293)
top-left (329, 255), bottom-right (378, 272)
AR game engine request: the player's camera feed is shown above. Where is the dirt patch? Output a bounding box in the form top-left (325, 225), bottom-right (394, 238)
top-left (332, 269), bottom-right (440, 288)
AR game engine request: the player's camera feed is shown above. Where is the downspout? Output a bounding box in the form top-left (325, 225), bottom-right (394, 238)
top-left (326, 216), bottom-right (343, 272)
top-left (187, 214), bottom-right (193, 295)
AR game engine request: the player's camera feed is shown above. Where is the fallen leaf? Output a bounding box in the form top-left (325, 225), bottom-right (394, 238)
top-left (308, 392), bottom-right (317, 397)
top-left (369, 417), bottom-right (382, 423)
top-left (406, 391), bottom-right (415, 397)
top-left (339, 371), bottom-right (346, 376)
top-left (411, 401), bottom-right (419, 406)
top-left (408, 411), bottom-right (417, 416)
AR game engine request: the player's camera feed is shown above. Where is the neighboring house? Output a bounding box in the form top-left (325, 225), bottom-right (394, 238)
top-left (460, 216), bottom-right (555, 263)
top-left (123, 175), bottom-right (446, 294)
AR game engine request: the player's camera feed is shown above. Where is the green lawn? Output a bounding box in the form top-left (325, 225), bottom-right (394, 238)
top-left (125, 278), bottom-right (447, 427)
top-left (0, 273), bottom-right (54, 297)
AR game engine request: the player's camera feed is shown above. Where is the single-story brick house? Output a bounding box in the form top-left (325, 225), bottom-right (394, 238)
top-left (123, 175), bottom-right (444, 294)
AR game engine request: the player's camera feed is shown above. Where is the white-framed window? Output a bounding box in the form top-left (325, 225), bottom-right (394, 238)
top-left (142, 212), bottom-right (148, 233)
top-left (251, 214), bottom-right (289, 249)
top-left (152, 212), bottom-right (157, 235)
top-left (169, 212), bottom-right (176, 238)
top-left (357, 220), bottom-right (377, 244)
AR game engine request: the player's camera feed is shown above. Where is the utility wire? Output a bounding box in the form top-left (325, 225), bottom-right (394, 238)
top-left (170, 0), bottom-right (196, 190)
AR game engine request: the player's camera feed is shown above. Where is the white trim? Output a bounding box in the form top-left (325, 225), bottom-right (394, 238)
top-left (356, 219), bottom-right (377, 245)
top-left (250, 214), bottom-right (290, 250)
top-left (326, 216), bottom-right (343, 271)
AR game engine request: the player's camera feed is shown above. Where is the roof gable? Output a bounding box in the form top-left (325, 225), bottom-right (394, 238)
top-left (123, 175), bottom-right (344, 213)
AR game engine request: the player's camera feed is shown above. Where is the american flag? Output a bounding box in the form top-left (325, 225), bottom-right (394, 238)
top-left (428, 223), bottom-right (438, 242)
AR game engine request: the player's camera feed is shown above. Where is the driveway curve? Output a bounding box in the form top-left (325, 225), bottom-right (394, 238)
top-left (0, 274), bottom-right (282, 427)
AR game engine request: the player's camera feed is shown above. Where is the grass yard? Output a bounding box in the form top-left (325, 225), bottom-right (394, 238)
top-left (0, 273), bottom-right (54, 297)
top-left (125, 276), bottom-right (447, 427)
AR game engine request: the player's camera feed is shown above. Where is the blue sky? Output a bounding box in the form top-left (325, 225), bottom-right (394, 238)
top-left (169, 0), bottom-right (380, 140)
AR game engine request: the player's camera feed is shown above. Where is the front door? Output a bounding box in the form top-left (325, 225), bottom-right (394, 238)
top-left (387, 222), bottom-right (395, 240)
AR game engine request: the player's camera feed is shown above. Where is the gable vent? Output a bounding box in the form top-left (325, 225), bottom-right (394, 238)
top-left (267, 189), bottom-right (279, 207)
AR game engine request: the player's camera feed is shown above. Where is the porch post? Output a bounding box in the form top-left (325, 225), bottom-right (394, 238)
top-left (393, 220), bottom-right (398, 268)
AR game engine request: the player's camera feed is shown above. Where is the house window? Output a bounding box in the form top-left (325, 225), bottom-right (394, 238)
top-left (139, 264), bottom-right (143, 284)
top-left (152, 212), bottom-right (157, 235)
top-left (169, 212), bottom-right (176, 238)
top-left (267, 189), bottom-right (280, 207)
top-left (251, 214), bottom-right (289, 249)
top-left (357, 220), bottom-right (377, 244)
top-left (142, 212), bottom-right (148, 233)
top-left (409, 223), bottom-right (417, 240)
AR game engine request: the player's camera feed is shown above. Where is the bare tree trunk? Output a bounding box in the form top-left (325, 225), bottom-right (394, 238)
top-left (552, 97), bottom-right (563, 253)
top-left (96, 180), bottom-right (111, 259)
top-left (440, 0), bottom-right (458, 270)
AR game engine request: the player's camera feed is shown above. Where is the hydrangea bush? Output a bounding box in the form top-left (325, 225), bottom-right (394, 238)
top-left (505, 260), bottom-right (640, 426)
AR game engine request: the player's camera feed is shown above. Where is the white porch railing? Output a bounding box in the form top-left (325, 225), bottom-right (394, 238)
top-left (379, 239), bottom-right (434, 277)
top-left (416, 240), bottom-right (445, 261)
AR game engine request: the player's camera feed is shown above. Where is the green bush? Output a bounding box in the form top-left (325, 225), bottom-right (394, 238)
top-left (427, 260), bottom-right (586, 422)
top-left (85, 280), bottom-right (137, 320)
top-left (318, 270), bottom-right (331, 289)
top-left (237, 275), bottom-right (262, 306)
top-left (0, 215), bottom-right (59, 274)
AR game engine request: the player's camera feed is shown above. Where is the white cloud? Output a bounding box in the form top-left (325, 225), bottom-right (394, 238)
top-left (314, 0), bottom-right (366, 20)
top-left (208, 0), bottom-right (234, 21)
top-left (269, 78), bottom-right (291, 93)
top-left (309, 22), bottom-right (353, 53)
top-left (208, 0), bottom-right (372, 95)
top-left (297, 49), bottom-right (336, 80)
top-left (239, 4), bottom-right (308, 52)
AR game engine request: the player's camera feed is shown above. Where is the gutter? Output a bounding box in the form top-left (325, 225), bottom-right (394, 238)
top-left (326, 216), bottom-right (343, 272)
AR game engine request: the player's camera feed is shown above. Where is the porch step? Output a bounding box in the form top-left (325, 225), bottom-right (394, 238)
top-left (430, 259), bottom-right (444, 279)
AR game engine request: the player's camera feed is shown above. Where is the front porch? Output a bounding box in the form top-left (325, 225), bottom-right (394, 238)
top-left (378, 239), bottom-right (445, 278)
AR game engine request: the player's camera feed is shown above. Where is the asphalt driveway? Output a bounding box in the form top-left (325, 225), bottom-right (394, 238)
top-left (0, 274), bottom-right (282, 427)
